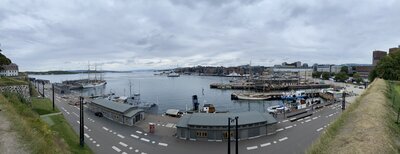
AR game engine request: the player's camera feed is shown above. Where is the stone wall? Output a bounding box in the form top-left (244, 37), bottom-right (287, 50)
top-left (0, 85), bottom-right (30, 101)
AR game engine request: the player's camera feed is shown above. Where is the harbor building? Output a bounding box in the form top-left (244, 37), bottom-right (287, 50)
top-left (314, 64), bottom-right (342, 74)
top-left (176, 111), bottom-right (277, 141)
top-left (372, 50), bottom-right (387, 66)
top-left (0, 63), bottom-right (19, 77)
top-left (88, 99), bottom-right (144, 126)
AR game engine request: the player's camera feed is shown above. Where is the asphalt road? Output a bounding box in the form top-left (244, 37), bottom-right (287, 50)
top-left (38, 81), bottom-right (364, 154)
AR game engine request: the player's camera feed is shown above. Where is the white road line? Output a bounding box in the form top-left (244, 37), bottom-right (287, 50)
top-left (119, 142), bottom-right (128, 147)
top-left (276, 128), bottom-right (284, 132)
top-left (136, 131), bottom-right (143, 134)
top-left (66, 112), bottom-right (70, 115)
top-left (305, 119), bottom-right (312, 123)
top-left (77, 121), bottom-right (80, 124)
top-left (131, 134), bottom-right (139, 139)
top-left (304, 116), bottom-right (310, 119)
top-left (96, 144), bottom-right (100, 147)
top-left (158, 143), bottom-right (168, 147)
top-left (260, 142), bottom-right (271, 147)
top-left (118, 134), bottom-right (125, 139)
top-left (279, 137), bottom-right (288, 142)
top-left (312, 117), bottom-right (318, 120)
top-left (122, 152), bottom-right (127, 154)
top-left (84, 125), bottom-right (88, 129)
top-left (140, 138), bottom-right (150, 142)
top-left (285, 126), bottom-right (293, 129)
top-left (246, 146), bottom-right (258, 150)
top-left (102, 127), bottom-right (109, 131)
top-left (135, 149), bottom-right (139, 153)
top-left (73, 112), bottom-right (79, 117)
top-left (282, 119), bottom-right (289, 123)
top-left (112, 146), bottom-right (121, 152)
top-left (289, 118), bottom-right (296, 121)
top-left (84, 133), bottom-right (90, 138)
top-left (317, 127), bottom-right (324, 132)
top-left (298, 118), bottom-right (303, 121)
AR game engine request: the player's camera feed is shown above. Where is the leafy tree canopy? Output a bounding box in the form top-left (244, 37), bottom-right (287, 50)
top-left (370, 49), bottom-right (400, 81)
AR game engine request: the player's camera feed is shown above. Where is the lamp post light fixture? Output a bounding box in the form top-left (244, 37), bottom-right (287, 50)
top-left (228, 117), bottom-right (239, 154)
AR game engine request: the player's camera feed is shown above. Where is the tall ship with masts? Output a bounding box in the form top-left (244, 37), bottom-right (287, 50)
top-left (81, 63), bottom-right (107, 88)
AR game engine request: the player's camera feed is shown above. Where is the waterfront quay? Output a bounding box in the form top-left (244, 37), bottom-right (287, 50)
top-left (211, 82), bottom-right (331, 91)
top-left (33, 76), bottom-right (364, 154)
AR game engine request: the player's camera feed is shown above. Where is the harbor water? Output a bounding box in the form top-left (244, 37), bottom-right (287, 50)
top-left (30, 71), bottom-right (307, 114)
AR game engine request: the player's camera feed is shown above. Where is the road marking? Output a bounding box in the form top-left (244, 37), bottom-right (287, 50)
top-left (131, 134), bottom-right (139, 139)
top-left (136, 131), bottom-right (143, 134)
top-left (144, 133), bottom-right (147, 136)
top-left (165, 123), bottom-right (174, 128)
top-left (140, 138), bottom-right (150, 142)
top-left (273, 141), bottom-right (277, 144)
top-left (152, 141), bottom-right (155, 144)
top-left (298, 118), bottom-right (303, 121)
top-left (84, 125), bottom-right (88, 129)
top-left (73, 112), bottom-right (79, 117)
top-left (305, 119), bottom-right (311, 123)
top-left (135, 149), bottom-right (139, 153)
top-left (77, 121), bottom-right (80, 124)
top-left (84, 133), bottom-right (90, 138)
top-left (141, 152), bottom-right (147, 154)
top-left (279, 137), bottom-right (288, 142)
top-left (122, 152), bottom-right (127, 154)
top-left (112, 146), bottom-right (121, 152)
top-left (260, 142), bottom-right (271, 147)
top-left (276, 128), bottom-right (284, 132)
top-left (66, 112), bottom-right (70, 115)
top-left (102, 127), bottom-right (109, 131)
top-left (119, 142), bottom-right (128, 147)
top-left (312, 117), bottom-right (318, 120)
top-left (304, 116), bottom-right (310, 119)
top-left (96, 144), bottom-right (100, 147)
top-left (246, 146), bottom-right (258, 150)
top-left (285, 126), bottom-right (293, 129)
top-left (289, 118), bottom-right (296, 121)
top-left (118, 134), bottom-right (125, 139)
top-left (129, 147), bottom-right (133, 150)
top-left (113, 132), bottom-right (117, 135)
top-left (282, 119), bottom-right (289, 122)
top-left (317, 127), bottom-right (324, 132)
top-left (158, 142), bottom-right (168, 147)
top-left (93, 141), bottom-right (96, 144)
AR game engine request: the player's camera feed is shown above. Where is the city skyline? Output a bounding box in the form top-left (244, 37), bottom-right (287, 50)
top-left (1, 0), bottom-right (400, 71)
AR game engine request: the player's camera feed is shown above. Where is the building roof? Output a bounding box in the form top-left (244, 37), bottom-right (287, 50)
top-left (1, 63), bottom-right (18, 70)
top-left (124, 108), bottom-right (144, 117)
top-left (176, 111), bottom-right (277, 128)
top-left (91, 99), bottom-right (133, 113)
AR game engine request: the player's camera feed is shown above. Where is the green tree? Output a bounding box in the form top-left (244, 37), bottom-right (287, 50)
top-left (340, 66), bottom-right (349, 74)
top-left (335, 72), bottom-right (349, 82)
top-left (312, 72), bottom-right (322, 78)
top-left (322, 72), bottom-right (330, 80)
top-left (353, 72), bottom-right (363, 83)
top-left (370, 51), bottom-right (400, 81)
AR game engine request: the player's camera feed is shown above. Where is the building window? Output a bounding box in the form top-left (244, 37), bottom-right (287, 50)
top-left (196, 131), bottom-right (208, 137)
top-left (223, 132), bottom-right (234, 139)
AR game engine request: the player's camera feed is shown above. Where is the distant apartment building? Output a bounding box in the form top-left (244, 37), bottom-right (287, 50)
top-left (281, 61), bottom-right (302, 68)
top-left (372, 50), bottom-right (387, 66)
top-left (272, 67), bottom-right (313, 82)
top-left (313, 64), bottom-right (341, 74)
top-left (389, 45), bottom-right (400, 55)
top-left (0, 63), bottom-right (19, 77)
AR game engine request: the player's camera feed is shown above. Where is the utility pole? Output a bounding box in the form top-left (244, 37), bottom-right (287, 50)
top-left (42, 81), bottom-right (45, 97)
top-left (235, 116), bottom-right (239, 154)
top-left (228, 117), bottom-right (231, 154)
top-left (79, 96), bottom-right (84, 147)
top-left (52, 84), bottom-right (55, 111)
top-left (342, 92), bottom-right (346, 110)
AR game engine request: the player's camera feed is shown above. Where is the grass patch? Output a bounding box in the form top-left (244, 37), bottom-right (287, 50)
top-left (48, 115), bottom-right (92, 154)
top-left (307, 90), bottom-right (366, 154)
top-left (0, 77), bottom-right (28, 86)
top-left (386, 81), bottom-right (400, 152)
top-left (31, 97), bottom-right (59, 115)
top-left (0, 92), bottom-right (92, 154)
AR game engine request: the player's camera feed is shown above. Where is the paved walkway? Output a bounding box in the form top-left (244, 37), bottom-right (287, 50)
top-left (39, 112), bottom-right (62, 118)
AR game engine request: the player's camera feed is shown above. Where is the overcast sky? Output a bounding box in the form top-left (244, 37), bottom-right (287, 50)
top-left (1, 0), bottom-right (400, 71)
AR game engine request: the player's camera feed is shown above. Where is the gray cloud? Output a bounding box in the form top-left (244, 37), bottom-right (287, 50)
top-left (0, 0), bottom-right (400, 71)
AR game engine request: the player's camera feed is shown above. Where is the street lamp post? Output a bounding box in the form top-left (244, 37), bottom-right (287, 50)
top-left (79, 96), bottom-right (84, 147)
top-left (235, 116), bottom-right (239, 154)
top-left (52, 84), bottom-right (55, 111)
top-left (342, 92), bottom-right (346, 110)
top-left (42, 81), bottom-right (45, 97)
top-left (228, 117), bottom-right (231, 154)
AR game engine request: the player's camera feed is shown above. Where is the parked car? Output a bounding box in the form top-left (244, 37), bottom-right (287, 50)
top-left (95, 112), bottom-right (103, 117)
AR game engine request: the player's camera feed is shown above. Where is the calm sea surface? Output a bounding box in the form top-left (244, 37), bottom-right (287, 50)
top-left (30, 71), bottom-right (284, 114)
